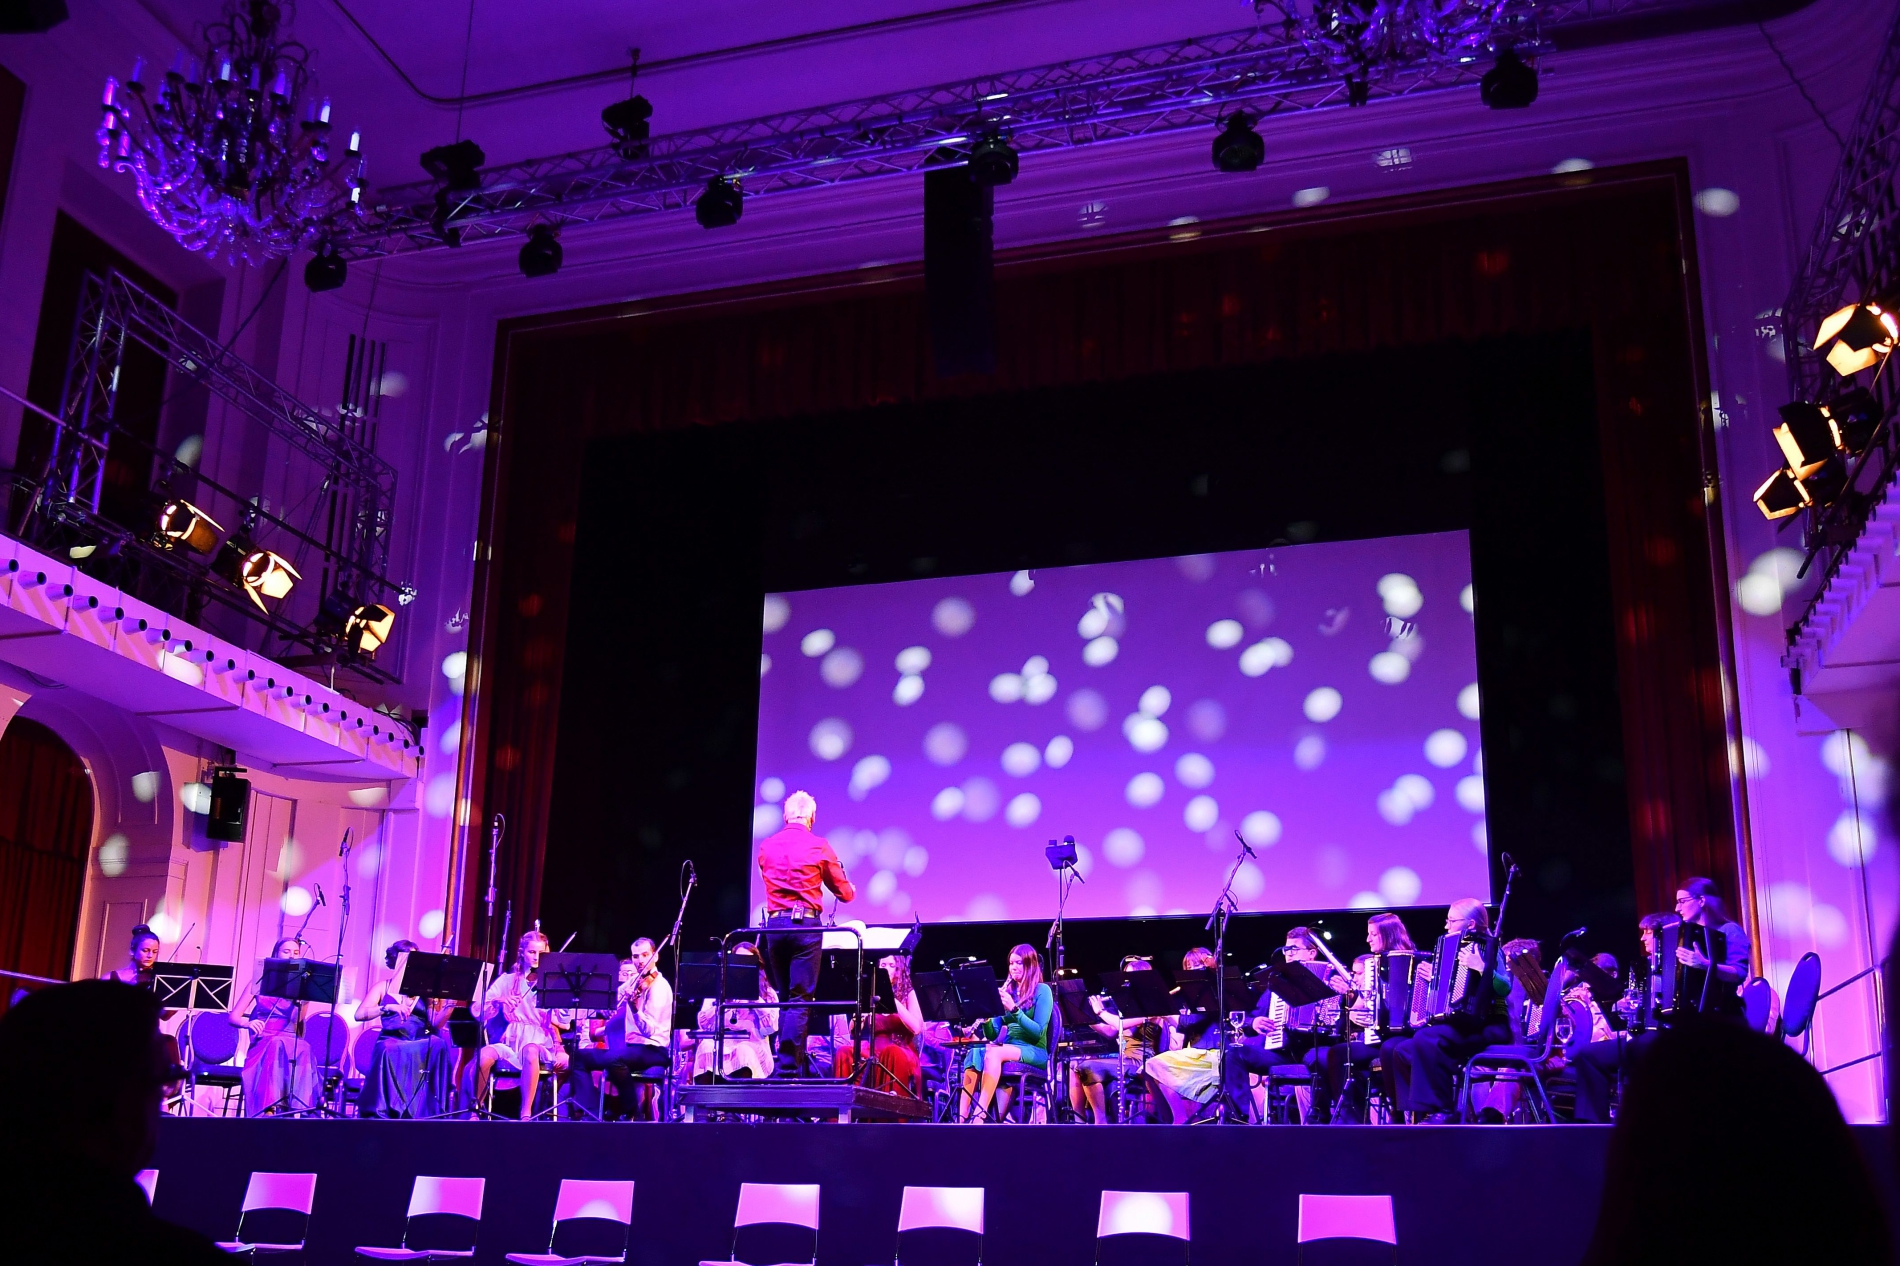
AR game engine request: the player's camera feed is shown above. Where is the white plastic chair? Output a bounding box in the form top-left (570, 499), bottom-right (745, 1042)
top-left (1096, 1191), bottom-right (1189, 1265)
top-left (216, 1171), bottom-right (319, 1257)
top-left (1297, 1194), bottom-right (1396, 1263)
top-left (356, 1175), bottom-right (486, 1260)
top-left (135, 1169), bottom-right (159, 1205)
top-left (897, 1186), bottom-right (984, 1264)
top-left (505, 1179), bottom-right (635, 1265)
top-left (700, 1182), bottom-right (820, 1266)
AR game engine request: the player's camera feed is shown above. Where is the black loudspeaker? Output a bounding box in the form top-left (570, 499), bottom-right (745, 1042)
top-left (924, 164), bottom-right (996, 378)
top-left (207, 768), bottom-right (250, 843)
top-left (0, 0), bottom-right (68, 33)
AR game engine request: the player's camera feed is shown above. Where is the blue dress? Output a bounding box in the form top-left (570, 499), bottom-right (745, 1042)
top-left (357, 991), bottom-right (455, 1118)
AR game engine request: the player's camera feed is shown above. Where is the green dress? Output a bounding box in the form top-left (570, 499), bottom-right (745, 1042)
top-left (963, 982), bottom-right (1054, 1071)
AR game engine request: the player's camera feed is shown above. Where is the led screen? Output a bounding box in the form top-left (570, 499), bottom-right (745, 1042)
top-left (752, 532), bottom-right (1487, 923)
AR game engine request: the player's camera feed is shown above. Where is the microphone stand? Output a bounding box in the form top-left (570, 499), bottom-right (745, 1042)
top-left (1206, 832), bottom-right (1252, 1122)
top-left (1044, 853), bottom-right (1081, 1121)
top-left (655, 861), bottom-right (695, 1120)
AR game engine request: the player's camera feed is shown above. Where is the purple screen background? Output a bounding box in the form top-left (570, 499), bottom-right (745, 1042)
top-left (752, 532), bottom-right (1488, 923)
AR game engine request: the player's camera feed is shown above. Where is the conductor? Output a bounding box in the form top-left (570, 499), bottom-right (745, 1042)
top-left (756, 791), bottom-right (856, 1077)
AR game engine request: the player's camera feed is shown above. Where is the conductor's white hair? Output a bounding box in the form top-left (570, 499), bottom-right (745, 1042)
top-left (783, 790), bottom-right (817, 824)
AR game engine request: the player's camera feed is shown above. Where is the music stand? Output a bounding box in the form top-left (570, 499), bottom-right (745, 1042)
top-left (1252, 963), bottom-right (1337, 1009)
top-left (1100, 968), bottom-right (1175, 1020)
top-left (256, 958), bottom-right (340, 1117)
top-left (913, 965), bottom-right (1008, 1025)
top-left (536, 953), bottom-right (622, 1012)
top-left (393, 951), bottom-right (484, 1002)
top-left (153, 963), bottom-right (234, 1012)
top-left (678, 953), bottom-right (763, 1000)
top-left (1172, 966), bottom-right (1262, 1015)
top-left (1054, 977), bottom-right (1101, 1031)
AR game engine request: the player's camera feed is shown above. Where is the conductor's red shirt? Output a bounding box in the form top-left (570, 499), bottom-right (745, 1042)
top-left (757, 822), bottom-right (856, 912)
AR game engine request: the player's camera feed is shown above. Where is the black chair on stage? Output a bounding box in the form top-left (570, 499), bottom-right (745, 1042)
top-left (1779, 952), bottom-right (1824, 1052)
top-left (183, 1010), bottom-right (244, 1116)
top-left (1456, 969), bottom-right (1566, 1124)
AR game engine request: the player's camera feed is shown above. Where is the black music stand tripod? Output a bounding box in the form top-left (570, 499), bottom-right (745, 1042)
top-left (536, 952), bottom-right (622, 1121)
top-left (257, 957), bottom-right (340, 1117)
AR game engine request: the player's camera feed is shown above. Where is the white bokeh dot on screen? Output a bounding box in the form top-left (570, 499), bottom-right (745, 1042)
top-left (821, 646), bottom-right (864, 688)
top-left (1767, 880), bottom-right (1812, 925)
top-left (1457, 585), bottom-right (1474, 617)
top-left (933, 597), bottom-right (976, 637)
top-left (1073, 842), bottom-right (1096, 878)
top-left (1396, 774), bottom-right (1434, 810)
top-left (1820, 730), bottom-right (1875, 778)
top-left (763, 595), bottom-right (790, 633)
top-left (1390, 632), bottom-right (1425, 663)
top-left (1304, 688), bottom-right (1343, 723)
top-left (418, 909), bottom-right (445, 940)
top-left (1206, 619), bottom-right (1243, 649)
top-left (801, 628), bottom-right (836, 657)
top-left (965, 893), bottom-right (1009, 921)
top-left (1425, 730), bottom-right (1469, 768)
top-left (896, 646), bottom-right (932, 674)
top-left (1186, 699), bottom-right (1226, 742)
top-left (1006, 793), bottom-right (1042, 827)
top-left (1380, 865), bottom-right (1422, 904)
top-left (894, 675), bottom-right (925, 705)
top-left (424, 773), bottom-right (455, 818)
top-left (876, 829), bottom-right (912, 869)
top-left (1002, 742), bottom-right (1042, 777)
top-left (131, 771), bottom-right (160, 804)
top-left (1067, 689), bottom-right (1109, 731)
top-left (961, 777), bottom-right (1000, 822)
top-left (441, 650), bottom-right (467, 681)
top-left (1125, 772), bottom-right (1165, 807)
top-left (1741, 736), bottom-right (1771, 779)
top-left (1349, 891), bottom-right (1383, 910)
top-left (181, 781), bottom-right (212, 814)
top-left (1736, 571), bottom-right (1781, 617)
top-left (1139, 685), bottom-right (1172, 717)
top-left (931, 786), bottom-right (966, 820)
top-left (1045, 735), bottom-right (1075, 767)
top-left (1828, 811), bottom-right (1879, 866)
top-left (849, 755), bottom-right (892, 800)
top-left (1176, 554), bottom-right (1217, 582)
top-left (356, 843), bottom-right (383, 878)
top-left (1810, 903), bottom-right (1848, 947)
top-left (1456, 775), bottom-right (1486, 813)
top-left (1078, 608), bottom-right (1111, 639)
top-left (903, 845), bottom-right (929, 877)
top-left (1369, 652), bottom-right (1411, 684)
top-left (990, 673), bottom-right (1026, 703)
top-left (869, 869), bottom-right (898, 903)
top-left (1458, 683), bottom-right (1481, 720)
top-left (1238, 640), bottom-right (1276, 677)
top-left (1104, 828), bottom-right (1145, 867)
top-left (440, 725), bottom-right (461, 756)
top-left (145, 910), bottom-right (178, 942)
top-left (1377, 788), bottom-right (1414, 825)
top-left (1474, 751), bottom-right (1484, 776)
top-left (1023, 655), bottom-right (1049, 678)
top-left (97, 833), bottom-right (129, 876)
top-left (1083, 636), bottom-right (1120, 667)
top-left (1294, 735), bottom-right (1327, 770)
top-left (1240, 810), bottom-right (1282, 849)
top-left (809, 718), bottom-right (853, 761)
top-left (1176, 752), bottom-right (1215, 788)
top-left (1694, 187), bottom-right (1740, 217)
top-left (1233, 861), bottom-right (1265, 901)
top-left (281, 886), bottom-right (315, 917)
top-left (1124, 714), bottom-right (1169, 752)
top-left (1024, 672), bottom-right (1058, 704)
top-left (752, 804), bottom-right (784, 838)
top-left (1184, 795), bottom-right (1219, 832)
top-left (1377, 574), bottom-right (1424, 618)
top-left (924, 722), bottom-right (968, 765)
top-left (1010, 570), bottom-right (1035, 596)
top-left (1472, 822), bottom-right (1488, 852)
top-left (760, 654), bottom-right (771, 677)
top-left (1129, 905), bottom-right (1159, 918)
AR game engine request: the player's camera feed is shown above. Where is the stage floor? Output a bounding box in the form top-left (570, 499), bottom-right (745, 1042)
top-left (150, 1119), bottom-right (1896, 1265)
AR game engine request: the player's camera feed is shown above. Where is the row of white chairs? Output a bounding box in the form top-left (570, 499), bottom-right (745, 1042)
top-left (139, 1168), bottom-right (1402, 1262)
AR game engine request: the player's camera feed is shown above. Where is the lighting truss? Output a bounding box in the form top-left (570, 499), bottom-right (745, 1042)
top-left (337, 0), bottom-right (1695, 259)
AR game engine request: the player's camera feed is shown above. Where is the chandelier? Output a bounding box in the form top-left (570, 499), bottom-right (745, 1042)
top-left (97, 0), bottom-right (365, 264)
top-left (1254, 0), bottom-right (1532, 103)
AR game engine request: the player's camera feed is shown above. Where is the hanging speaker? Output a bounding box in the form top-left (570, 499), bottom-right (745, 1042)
top-left (207, 767), bottom-right (250, 843)
top-left (924, 163), bottom-right (996, 378)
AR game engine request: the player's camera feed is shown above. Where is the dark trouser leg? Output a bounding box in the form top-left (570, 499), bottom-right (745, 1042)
top-left (762, 919), bottom-right (822, 1076)
top-left (1409, 1021), bottom-right (1510, 1115)
top-left (1382, 1036), bottom-right (1415, 1114)
top-left (1571, 1034), bottom-right (1647, 1123)
top-left (1318, 1041), bottom-right (1375, 1118)
top-left (564, 1046), bottom-right (620, 1119)
top-left (1221, 1042), bottom-right (1301, 1121)
top-left (606, 1044), bottom-right (671, 1118)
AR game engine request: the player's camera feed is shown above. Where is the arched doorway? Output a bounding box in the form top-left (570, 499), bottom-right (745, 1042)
top-left (0, 718), bottom-right (93, 1003)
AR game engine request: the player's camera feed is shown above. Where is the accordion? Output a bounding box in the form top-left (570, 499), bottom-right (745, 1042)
top-left (1425, 932), bottom-right (1495, 1024)
top-left (1353, 951), bottom-right (1428, 1042)
top-left (1657, 919), bottom-right (1731, 1019)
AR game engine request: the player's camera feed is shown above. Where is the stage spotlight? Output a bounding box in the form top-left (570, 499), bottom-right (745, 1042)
top-left (157, 499), bottom-right (223, 554)
top-left (1481, 50), bottom-right (1538, 109)
top-left (969, 132), bottom-right (1019, 187)
top-left (1828, 387), bottom-right (1883, 453)
top-left (519, 224), bottom-right (562, 278)
top-left (1753, 468), bottom-right (1809, 521)
top-left (1212, 113), bottom-right (1265, 173)
top-left (695, 175), bottom-right (744, 228)
top-left (1801, 456), bottom-right (1848, 508)
top-left (304, 242), bottom-right (347, 292)
top-left (237, 550), bottom-right (300, 612)
top-left (601, 93), bottom-right (653, 160)
top-left (420, 138), bottom-right (485, 190)
top-left (1774, 401), bottom-right (1836, 477)
top-left (344, 603), bottom-right (396, 657)
top-left (1815, 300), bottom-right (1898, 377)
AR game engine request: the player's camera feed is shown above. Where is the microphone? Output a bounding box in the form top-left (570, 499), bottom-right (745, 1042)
top-left (338, 827), bottom-right (352, 858)
top-left (313, 883), bottom-right (327, 907)
top-left (1233, 827), bottom-right (1256, 859)
top-left (1560, 925), bottom-right (1588, 946)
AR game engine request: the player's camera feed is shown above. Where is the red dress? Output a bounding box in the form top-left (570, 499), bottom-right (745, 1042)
top-left (835, 1013), bottom-right (921, 1096)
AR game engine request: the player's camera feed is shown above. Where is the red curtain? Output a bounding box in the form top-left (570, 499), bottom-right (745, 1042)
top-left (461, 161), bottom-right (1740, 949)
top-left (0, 717), bottom-right (93, 995)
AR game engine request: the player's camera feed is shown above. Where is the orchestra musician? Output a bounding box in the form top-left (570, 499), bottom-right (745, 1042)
top-left (101, 924), bottom-right (162, 986)
top-left (1672, 876), bottom-right (1750, 1014)
top-left (958, 944), bottom-right (1053, 1122)
top-left (233, 936), bottom-right (319, 1116)
top-left (756, 791), bottom-right (856, 1078)
top-left (353, 939), bottom-right (456, 1118)
top-left (692, 942), bottom-right (778, 1082)
top-left (1317, 913), bottom-right (1414, 1122)
top-left (1070, 956), bottom-right (1163, 1125)
top-left (1217, 927), bottom-right (1348, 1123)
top-left (1383, 897), bottom-right (1511, 1123)
top-left (1142, 947), bottom-right (1221, 1124)
top-left (567, 937), bottom-right (673, 1120)
top-left (475, 930), bottom-right (571, 1119)
top-left (835, 955), bottom-right (924, 1098)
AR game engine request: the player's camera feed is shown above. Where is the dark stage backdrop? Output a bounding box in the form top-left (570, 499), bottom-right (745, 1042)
top-left (467, 163), bottom-right (1740, 984)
